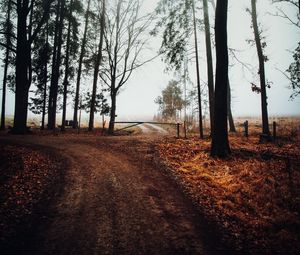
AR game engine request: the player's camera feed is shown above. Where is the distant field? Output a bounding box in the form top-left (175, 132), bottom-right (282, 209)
top-left (2, 116), bottom-right (300, 139)
top-left (234, 116), bottom-right (300, 138)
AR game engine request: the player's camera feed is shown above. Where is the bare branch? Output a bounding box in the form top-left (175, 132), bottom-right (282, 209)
top-left (275, 66), bottom-right (291, 80)
top-left (0, 42), bottom-right (16, 53)
top-left (118, 54), bottom-right (159, 89)
top-left (271, 0), bottom-right (300, 27)
top-left (267, 7), bottom-right (300, 28)
top-left (272, 0), bottom-right (299, 9)
top-left (228, 47), bottom-right (255, 74)
top-left (103, 0), bottom-right (155, 93)
top-left (0, 31), bottom-right (17, 40)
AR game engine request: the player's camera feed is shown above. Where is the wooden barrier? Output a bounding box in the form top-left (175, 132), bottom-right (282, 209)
top-left (113, 121), bottom-right (182, 138)
top-left (273, 121), bottom-right (277, 141)
top-left (244, 120), bottom-right (249, 137)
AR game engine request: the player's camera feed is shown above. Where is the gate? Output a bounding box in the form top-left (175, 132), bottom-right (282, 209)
top-left (113, 121), bottom-right (182, 138)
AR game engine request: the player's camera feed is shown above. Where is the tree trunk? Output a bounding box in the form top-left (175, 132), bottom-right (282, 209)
top-left (28, 0), bottom-right (34, 88)
top-left (48, 0), bottom-right (60, 129)
top-left (1, 0), bottom-right (12, 130)
top-left (108, 90), bottom-right (116, 134)
top-left (192, 0), bottom-right (204, 139)
top-left (211, 0), bottom-right (231, 157)
top-left (48, 0), bottom-right (65, 130)
top-left (227, 79), bottom-right (236, 132)
top-left (61, 0), bottom-right (73, 132)
top-left (203, 0), bottom-right (215, 134)
top-left (41, 21), bottom-right (49, 130)
top-left (251, 0), bottom-right (270, 136)
top-left (1, 51), bottom-right (8, 131)
top-left (107, 0), bottom-right (122, 135)
top-left (210, 0), bottom-right (236, 134)
top-left (12, 0), bottom-right (51, 134)
top-left (73, 0), bottom-right (91, 129)
top-left (88, 0), bottom-right (105, 131)
top-left (41, 68), bottom-right (47, 130)
top-left (13, 2), bottom-right (31, 134)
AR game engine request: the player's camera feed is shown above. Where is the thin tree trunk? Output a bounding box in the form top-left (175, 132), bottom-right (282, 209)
top-left (0, 0), bottom-right (11, 131)
top-left (108, 0), bottom-right (122, 135)
top-left (61, 0), bottom-right (73, 132)
top-left (28, 0), bottom-right (34, 88)
top-left (73, 0), bottom-right (91, 128)
top-left (88, 0), bottom-right (105, 131)
top-left (251, 0), bottom-right (270, 136)
top-left (203, 0), bottom-right (215, 134)
top-left (41, 21), bottom-right (49, 130)
top-left (1, 50), bottom-right (9, 130)
top-left (108, 90), bottom-right (116, 133)
top-left (48, 0), bottom-right (60, 129)
top-left (227, 79), bottom-right (236, 132)
top-left (192, 0), bottom-right (204, 139)
top-left (48, 0), bottom-right (65, 130)
top-left (211, 0), bottom-right (231, 157)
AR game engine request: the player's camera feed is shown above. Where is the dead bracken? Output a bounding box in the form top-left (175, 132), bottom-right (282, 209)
top-left (156, 135), bottom-right (300, 255)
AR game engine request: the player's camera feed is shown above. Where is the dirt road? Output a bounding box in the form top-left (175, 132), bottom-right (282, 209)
top-left (1, 135), bottom-right (223, 255)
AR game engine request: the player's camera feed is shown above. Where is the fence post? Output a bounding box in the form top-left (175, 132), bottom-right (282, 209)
top-left (244, 120), bottom-right (249, 137)
top-left (273, 121), bottom-right (277, 141)
top-left (177, 123), bottom-right (180, 138)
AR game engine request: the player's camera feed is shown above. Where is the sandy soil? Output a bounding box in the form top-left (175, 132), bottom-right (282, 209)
top-left (0, 134), bottom-right (227, 255)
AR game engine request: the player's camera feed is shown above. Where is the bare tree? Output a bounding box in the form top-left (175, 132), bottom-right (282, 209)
top-left (100, 0), bottom-right (154, 134)
top-left (250, 0), bottom-right (270, 136)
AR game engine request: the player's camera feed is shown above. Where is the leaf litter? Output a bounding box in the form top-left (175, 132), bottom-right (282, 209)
top-left (156, 136), bottom-right (300, 255)
top-left (0, 144), bottom-right (63, 250)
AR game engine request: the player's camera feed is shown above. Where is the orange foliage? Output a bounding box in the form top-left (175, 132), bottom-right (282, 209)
top-left (156, 136), bottom-right (300, 254)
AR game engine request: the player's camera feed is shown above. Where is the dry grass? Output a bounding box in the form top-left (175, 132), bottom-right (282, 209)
top-left (156, 133), bottom-right (300, 254)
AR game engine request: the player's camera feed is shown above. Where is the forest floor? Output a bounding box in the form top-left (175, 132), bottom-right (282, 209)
top-left (0, 126), bottom-right (299, 255)
top-left (156, 132), bottom-right (300, 255)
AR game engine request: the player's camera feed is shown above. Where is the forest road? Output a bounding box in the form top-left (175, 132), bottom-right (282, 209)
top-left (1, 135), bottom-right (222, 255)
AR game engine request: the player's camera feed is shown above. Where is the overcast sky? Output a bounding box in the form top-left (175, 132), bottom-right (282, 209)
top-left (118, 0), bottom-right (300, 121)
top-left (0, 0), bottom-right (299, 123)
